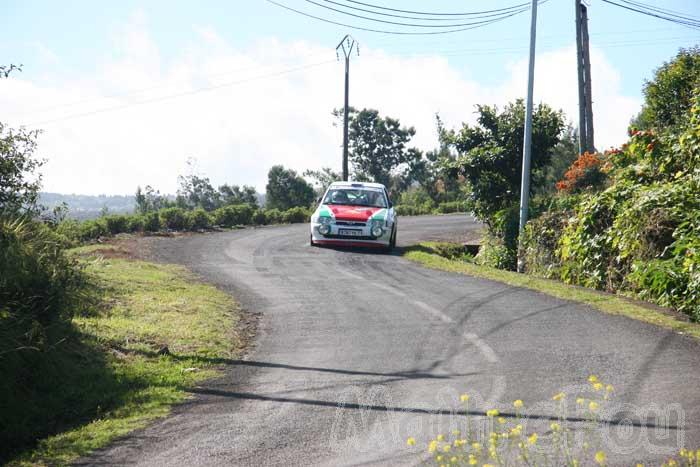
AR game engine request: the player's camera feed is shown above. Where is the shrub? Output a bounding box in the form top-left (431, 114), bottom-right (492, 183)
top-left (212, 204), bottom-right (253, 227)
top-left (395, 204), bottom-right (433, 216)
top-left (143, 211), bottom-right (161, 232)
top-left (54, 219), bottom-right (82, 246)
top-left (555, 151), bottom-right (607, 194)
top-left (282, 206), bottom-right (310, 224)
top-left (521, 210), bottom-right (569, 279)
top-left (187, 208), bottom-right (212, 231)
top-left (264, 208), bottom-right (283, 225)
top-left (78, 218), bottom-right (108, 241)
top-left (159, 207), bottom-right (188, 231)
top-left (104, 215), bottom-right (130, 235)
top-left (127, 215), bottom-right (144, 233)
top-left (252, 209), bottom-right (268, 225)
top-left (435, 201), bottom-right (468, 214)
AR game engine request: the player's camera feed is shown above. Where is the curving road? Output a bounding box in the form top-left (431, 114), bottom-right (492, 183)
top-left (84, 215), bottom-right (700, 466)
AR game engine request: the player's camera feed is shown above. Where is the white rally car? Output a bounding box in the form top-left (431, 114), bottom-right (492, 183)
top-left (310, 181), bottom-right (397, 251)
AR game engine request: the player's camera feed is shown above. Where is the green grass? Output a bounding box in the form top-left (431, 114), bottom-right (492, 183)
top-left (6, 246), bottom-right (242, 466)
top-left (403, 242), bottom-right (700, 340)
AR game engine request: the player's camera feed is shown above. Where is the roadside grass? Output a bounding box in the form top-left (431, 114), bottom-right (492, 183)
top-left (6, 245), bottom-right (242, 466)
top-left (403, 242), bottom-right (700, 340)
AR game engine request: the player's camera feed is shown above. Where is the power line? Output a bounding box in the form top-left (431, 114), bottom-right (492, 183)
top-left (309, 0), bottom-right (530, 25)
top-left (618, 0), bottom-right (700, 22)
top-left (338, 0), bottom-right (531, 17)
top-left (601, 0), bottom-right (700, 30)
top-left (265, 0), bottom-right (535, 35)
top-left (22, 59), bottom-right (336, 127)
top-left (317, 0), bottom-right (523, 21)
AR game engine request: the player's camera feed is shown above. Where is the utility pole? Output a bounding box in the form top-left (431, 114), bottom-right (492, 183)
top-left (575, 0), bottom-right (595, 154)
top-left (517, 0), bottom-right (538, 274)
top-left (336, 35), bottom-right (358, 182)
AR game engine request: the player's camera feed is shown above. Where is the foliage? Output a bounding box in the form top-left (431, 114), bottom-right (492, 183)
top-left (537, 124), bottom-right (579, 195)
top-left (521, 210), bottom-right (569, 279)
top-left (0, 123), bottom-right (44, 216)
top-left (343, 108), bottom-right (419, 188)
top-left (265, 165), bottom-right (315, 211)
top-left (212, 204), bottom-right (253, 227)
top-left (134, 185), bottom-right (172, 214)
top-left (281, 206), bottom-right (310, 224)
top-left (555, 152), bottom-right (608, 194)
top-left (303, 167), bottom-right (341, 196)
top-left (186, 208), bottom-right (212, 230)
top-left (218, 184), bottom-right (258, 209)
top-left (104, 215), bottom-right (130, 236)
top-left (159, 207), bottom-right (188, 231)
top-left (2, 248), bottom-right (242, 465)
top-left (143, 211), bottom-right (161, 232)
top-left (442, 100), bottom-right (565, 228)
top-left (176, 169), bottom-right (219, 211)
top-left (634, 46), bottom-right (700, 130)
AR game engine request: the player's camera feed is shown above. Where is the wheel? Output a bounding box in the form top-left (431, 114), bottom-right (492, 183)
top-left (384, 227), bottom-right (396, 253)
top-left (310, 234), bottom-right (317, 247)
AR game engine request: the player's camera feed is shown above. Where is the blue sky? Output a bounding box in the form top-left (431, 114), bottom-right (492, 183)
top-left (2, 0), bottom-right (699, 194)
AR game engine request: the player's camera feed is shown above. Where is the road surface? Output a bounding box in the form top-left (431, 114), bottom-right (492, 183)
top-left (83, 214), bottom-right (700, 466)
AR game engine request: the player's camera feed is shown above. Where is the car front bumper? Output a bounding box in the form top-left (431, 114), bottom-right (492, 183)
top-left (310, 222), bottom-right (391, 247)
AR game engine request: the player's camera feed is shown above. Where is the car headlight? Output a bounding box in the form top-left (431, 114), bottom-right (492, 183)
top-left (319, 224), bottom-right (331, 235)
top-left (319, 216), bottom-right (332, 225)
top-left (370, 221), bottom-right (384, 238)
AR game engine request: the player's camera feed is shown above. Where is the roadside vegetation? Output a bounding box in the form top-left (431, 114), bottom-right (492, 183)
top-left (2, 242), bottom-right (242, 466)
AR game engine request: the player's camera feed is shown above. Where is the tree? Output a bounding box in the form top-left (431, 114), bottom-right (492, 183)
top-left (442, 100), bottom-right (565, 226)
top-left (0, 123), bottom-right (44, 217)
top-left (303, 167), bottom-right (341, 196)
top-left (537, 124), bottom-right (579, 195)
top-left (265, 165), bottom-right (315, 210)
top-left (218, 184), bottom-right (258, 208)
top-left (135, 185), bottom-right (172, 213)
top-left (176, 159), bottom-right (219, 211)
top-left (344, 108), bottom-right (419, 188)
top-left (633, 46), bottom-right (700, 130)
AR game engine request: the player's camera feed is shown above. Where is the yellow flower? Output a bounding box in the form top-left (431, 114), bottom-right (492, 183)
top-left (528, 433), bottom-right (538, 445)
top-left (460, 393), bottom-right (470, 402)
top-left (550, 422), bottom-right (561, 431)
top-left (606, 384), bottom-right (614, 393)
top-left (452, 429), bottom-right (461, 436)
top-left (429, 440), bottom-right (438, 453)
top-left (486, 409), bottom-right (499, 417)
top-left (589, 375), bottom-right (599, 383)
top-left (510, 426), bottom-right (522, 436)
top-left (552, 392), bottom-right (565, 401)
top-left (595, 450), bottom-right (607, 465)
top-left (472, 442), bottom-right (482, 451)
top-left (589, 401), bottom-right (599, 411)
top-left (593, 382), bottom-right (603, 391)
top-left (437, 434), bottom-right (445, 441)
top-left (498, 417), bottom-right (506, 424)
top-left (450, 456), bottom-right (457, 464)
top-left (483, 464), bottom-right (495, 467)
top-left (443, 444), bottom-right (451, 453)
top-left (468, 454), bottom-right (477, 465)
top-left (576, 397), bottom-right (585, 405)
top-left (406, 437), bottom-right (416, 446)
top-left (436, 455), bottom-right (443, 462)
top-left (513, 399), bottom-right (523, 409)
top-left (636, 464), bottom-right (644, 467)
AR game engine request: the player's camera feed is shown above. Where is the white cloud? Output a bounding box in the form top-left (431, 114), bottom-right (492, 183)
top-left (0, 14), bottom-right (641, 195)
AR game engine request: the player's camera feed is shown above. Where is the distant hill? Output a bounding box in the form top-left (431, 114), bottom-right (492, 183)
top-left (40, 192), bottom-right (137, 220)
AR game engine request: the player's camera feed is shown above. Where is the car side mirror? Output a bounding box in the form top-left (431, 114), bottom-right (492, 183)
top-left (388, 201), bottom-right (393, 208)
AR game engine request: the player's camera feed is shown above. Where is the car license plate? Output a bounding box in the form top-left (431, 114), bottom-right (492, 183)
top-left (339, 229), bottom-right (362, 237)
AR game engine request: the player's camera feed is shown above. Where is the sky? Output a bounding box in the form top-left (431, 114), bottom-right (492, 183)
top-left (1, 0), bottom-right (699, 195)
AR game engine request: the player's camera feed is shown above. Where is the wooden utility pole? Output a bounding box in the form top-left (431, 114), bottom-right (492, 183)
top-left (575, 0), bottom-right (595, 154)
top-left (336, 35), bottom-right (358, 181)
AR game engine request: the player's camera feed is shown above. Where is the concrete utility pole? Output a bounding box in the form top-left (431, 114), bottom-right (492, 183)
top-left (575, 0), bottom-right (595, 154)
top-left (336, 35), bottom-right (358, 182)
top-left (517, 0), bottom-right (538, 274)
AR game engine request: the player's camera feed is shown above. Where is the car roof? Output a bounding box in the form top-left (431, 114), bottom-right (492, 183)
top-left (328, 181), bottom-right (387, 189)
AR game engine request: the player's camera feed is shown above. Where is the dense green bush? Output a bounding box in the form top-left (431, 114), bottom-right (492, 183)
top-left (159, 207), bottom-right (188, 231)
top-left (264, 208), bottom-right (283, 225)
top-left (104, 215), bottom-right (130, 235)
top-left (521, 210), bottom-right (568, 279)
top-left (187, 208), bottom-right (212, 231)
top-left (127, 215), bottom-right (144, 233)
top-left (252, 209), bottom-right (268, 225)
top-left (281, 206), bottom-right (310, 224)
top-left (143, 211), bottom-right (161, 232)
top-left (79, 218), bottom-right (108, 241)
top-left (395, 204), bottom-right (433, 216)
top-left (435, 201), bottom-right (468, 214)
top-left (212, 204), bottom-right (253, 227)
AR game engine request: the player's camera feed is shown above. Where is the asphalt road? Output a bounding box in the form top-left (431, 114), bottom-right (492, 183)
top-left (83, 214), bottom-right (700, 466)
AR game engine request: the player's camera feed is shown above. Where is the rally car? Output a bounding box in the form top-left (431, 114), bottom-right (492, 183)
top-left (309, 181), bottom-right (397, 251)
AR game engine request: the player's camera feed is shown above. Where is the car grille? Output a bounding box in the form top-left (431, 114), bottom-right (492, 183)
top-left (325, 234), bottom-right (375, 240)
top-left (335, 221), bottom-right (367, 227)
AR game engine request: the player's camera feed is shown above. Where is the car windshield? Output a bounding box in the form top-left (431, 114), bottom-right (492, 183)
top-left (323, 188), bottom-right (387, 208)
